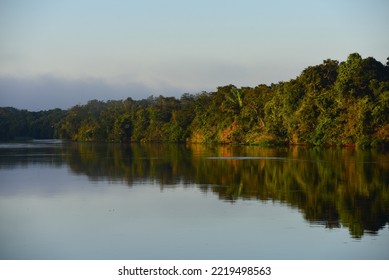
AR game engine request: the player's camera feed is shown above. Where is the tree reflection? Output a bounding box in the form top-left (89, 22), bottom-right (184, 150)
top-left (2, 142), bottom-right (388, 238)
top-left (59, 143), bottom-right (389, 238)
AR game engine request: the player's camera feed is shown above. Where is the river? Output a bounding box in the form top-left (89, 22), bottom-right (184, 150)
top-left (0, 140), bottom-right (388, 259)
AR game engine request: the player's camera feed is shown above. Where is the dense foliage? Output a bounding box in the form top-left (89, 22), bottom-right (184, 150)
top-left (1, 53), bottom-right (389, 147)
top-left (0, 107), bottom-right (66, 140)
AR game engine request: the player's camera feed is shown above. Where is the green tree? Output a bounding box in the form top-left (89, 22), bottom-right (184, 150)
top-left (113, 114), bottom-right (133, 142)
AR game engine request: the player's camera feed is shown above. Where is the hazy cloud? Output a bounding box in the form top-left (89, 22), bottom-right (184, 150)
top-left (0, 75), bottom-right (184, 111)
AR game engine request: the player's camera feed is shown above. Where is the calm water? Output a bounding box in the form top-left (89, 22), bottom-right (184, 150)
top-left (0, 140), bottom-right (388, 259)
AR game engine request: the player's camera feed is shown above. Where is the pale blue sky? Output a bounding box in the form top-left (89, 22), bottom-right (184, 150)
top-left (0, 0), bottom-right (388, 110)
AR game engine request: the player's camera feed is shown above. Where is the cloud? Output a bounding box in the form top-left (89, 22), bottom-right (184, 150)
top-left (0, 75), bottom-right (184, 111)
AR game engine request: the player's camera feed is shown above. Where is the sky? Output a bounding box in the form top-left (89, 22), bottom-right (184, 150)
top-left (0, 0), bottom-right (388, 111)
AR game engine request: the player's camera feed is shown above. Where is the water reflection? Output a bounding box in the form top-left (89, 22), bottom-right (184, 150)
top-left (1, 141), bottom-right (388, 238)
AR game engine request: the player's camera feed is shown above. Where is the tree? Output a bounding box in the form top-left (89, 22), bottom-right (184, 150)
top-left (336, 53), bottom-right (387, 98)
top-left (300, 59), bottom-right (338, 92)
top-left (2, 52), bottom-right (388, 146)
top-left (113, 114), bottom-right (133, 142)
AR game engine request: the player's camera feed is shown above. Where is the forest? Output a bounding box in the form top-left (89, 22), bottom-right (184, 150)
top-left (1, 53), bottom-right (389, 147)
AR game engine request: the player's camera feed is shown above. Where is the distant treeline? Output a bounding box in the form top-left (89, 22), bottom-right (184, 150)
top-left (1, 53), bottom-right (389, 147)
top-left (0, 107), bottom-right (66, 140)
